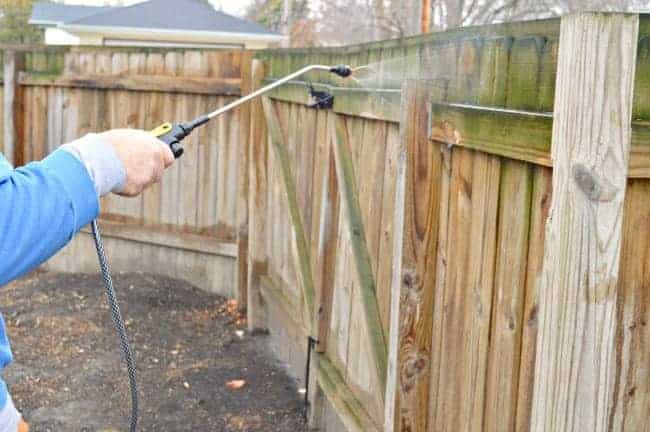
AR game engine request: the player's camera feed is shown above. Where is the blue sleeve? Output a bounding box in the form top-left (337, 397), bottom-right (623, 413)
top-left (0, 150), bottom-right (99, 286)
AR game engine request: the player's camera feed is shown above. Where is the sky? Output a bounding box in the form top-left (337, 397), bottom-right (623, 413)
top-left (58, 0), bottom-right (253, 16)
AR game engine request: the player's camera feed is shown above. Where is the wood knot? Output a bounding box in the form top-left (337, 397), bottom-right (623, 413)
top-left (401, 270), bottom-right (420, 288)
top-left (399, 349), bottom-right (429, 395)
top-left (572, 163), bottom-right (618, 202)
top-left (527, 304), bottom-right (538, 325)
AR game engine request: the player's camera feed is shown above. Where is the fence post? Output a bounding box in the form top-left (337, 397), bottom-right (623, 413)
top-left (237, 52), bottom-right (253, 310)
top-left (383, 80), bottom-right (436, 432)
top-left (246, 59), bottom-right (269, 331)
top-left (531, 12), bottom-right (638, 432)
top-left (3, 49), bottom-right (25, 166)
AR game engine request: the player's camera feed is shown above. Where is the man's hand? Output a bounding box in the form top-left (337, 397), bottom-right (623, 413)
top-left (98, 129), bottom-right (175, 197)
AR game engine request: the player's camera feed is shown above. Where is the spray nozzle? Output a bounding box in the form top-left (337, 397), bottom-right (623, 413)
top-left (330, 64), bottom-right (352, 78)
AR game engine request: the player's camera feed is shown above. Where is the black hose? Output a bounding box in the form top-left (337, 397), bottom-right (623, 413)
top-left (91, 220), bottom-right (139, 432)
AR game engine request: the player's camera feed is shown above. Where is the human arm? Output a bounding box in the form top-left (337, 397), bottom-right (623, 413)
top-left (0, 130), bottom-right (173, 285)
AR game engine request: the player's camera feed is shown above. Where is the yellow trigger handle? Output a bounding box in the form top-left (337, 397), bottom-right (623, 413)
top-left (150, 122), bottom-right (184, 158)
top-left (150, 122), bottom-right (173, 138)
top-left (149, 114), bottom-right (209, 159)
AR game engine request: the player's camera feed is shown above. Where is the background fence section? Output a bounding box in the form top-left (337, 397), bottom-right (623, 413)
top-left (0, 45), bottom-right (251, 297)
top-left (247, 13), bottom-right (649, 432)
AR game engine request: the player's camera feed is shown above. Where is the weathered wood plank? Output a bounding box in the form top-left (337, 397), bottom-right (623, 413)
top-left (247, 59), bottom-right (269, 332)
top-left (429, 102), bottom-right (553, 167)
top-left (431, 103), bottom-right (553, 166)
top-left (159, 52), bottom-right (184, 225)
top-left (375, 123), bottom-right (400, 336)
top-left (428, 146), bottom-right (501, 431)
top-left (82, 219), bottom-right (237, 257)
top-left (484, 160), bottom-right (533, 431)
top-left (384, 80), bottom-right (437, 432)
top-left (3, 51), bottom-right (25, 165)
top-left (515, 166), bottom-right (552, 432)
top-left (330, 113), bottom-right (388, 392)
top-left (317, 353), bottom-right (380, 432)
top-left (142, 53), bottom-right (166, 223)
top-left (313, 149), bottom-right (340, 353)
top-left (456, 151), bottom-right (501, 431)
top-left (308, 141), bottom-right (341, 428)
top-left (610, 179), bottom-right (650, 430)
top-left (333, 89), bottom-right (401, 123)
top-left (259, 275), bottom-right (308, 335)
top-left (262, 96), bottom-right (315, 322)
top-left (22, 87), bottom-right (32, 162)
top-left (355, 118), bottom-right (387, 284)
top-left (236, 51), bottom-right (253, 310)
top-left (19, 72), bottom-right (242, 96)
top-left (430, 103), bottom-right (650, 176)
top-left (531, 13), bottom-right (639, 432)
top-left (266, 79), bottom-right (402, 122)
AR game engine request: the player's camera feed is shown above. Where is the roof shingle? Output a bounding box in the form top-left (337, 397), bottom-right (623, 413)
top-left (67, 0), bottom-right (278, 35)
top-left (30, 2), bottom-right (114, 25)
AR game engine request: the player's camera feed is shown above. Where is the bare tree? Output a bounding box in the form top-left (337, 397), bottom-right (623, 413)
top-left (314, 0), bottom-right (375, 45)
top-left (432, 0), bottom-right (650, 30)
top-left (245, 0), bottom-right (310, 34)
top-left (254, 0), bottom-right (650, 47)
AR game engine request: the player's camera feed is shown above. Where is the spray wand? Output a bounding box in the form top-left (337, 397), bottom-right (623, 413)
top-left (92, 63), bottom-right (352, 432)
top-left (151, 64), bottom-right (352, 158)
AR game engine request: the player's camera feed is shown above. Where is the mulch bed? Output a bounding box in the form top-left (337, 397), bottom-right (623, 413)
top-left (0, 271), bottom-right (306, 431)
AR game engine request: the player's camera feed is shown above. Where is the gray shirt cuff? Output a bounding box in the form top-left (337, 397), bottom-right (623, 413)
top-left (0, 394), bottom-right (21, 432)
top-left (60, 133), bottom-right (126, 197)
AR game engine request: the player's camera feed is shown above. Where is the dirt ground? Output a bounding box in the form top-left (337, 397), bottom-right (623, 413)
top-left (0, 271), bottom-right (306, 432)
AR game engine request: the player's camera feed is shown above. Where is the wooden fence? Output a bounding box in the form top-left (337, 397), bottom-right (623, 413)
top-left (0, 45), bottom-right (252, 298)
top-left (246, 12), bottom-right (649, 432)
top-left (1, 12), bottom-right (648, 432)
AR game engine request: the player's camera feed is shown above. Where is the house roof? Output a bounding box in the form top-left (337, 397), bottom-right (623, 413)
top-left (65, 0), bottom-right (278, 36)
top-left (30, 2), bottom-right (114, 26)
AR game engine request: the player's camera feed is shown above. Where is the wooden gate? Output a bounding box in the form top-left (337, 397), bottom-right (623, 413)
top-left (258, 95), bottom-right (393, 429)
top-left (245, 57), bottom-right (404, 428)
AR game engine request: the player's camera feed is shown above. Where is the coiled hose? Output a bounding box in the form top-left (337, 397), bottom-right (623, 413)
top-left (91, 220), bottom-right (139, 432)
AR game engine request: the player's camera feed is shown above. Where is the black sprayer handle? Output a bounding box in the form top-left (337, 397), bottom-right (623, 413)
top-left (149, 116), bottom-right (209, 159)
top-left (150, 122), bottom-right (186, 158)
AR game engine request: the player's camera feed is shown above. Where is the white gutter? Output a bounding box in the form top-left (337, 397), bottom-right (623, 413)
top-left (29, 19), bottom-right (63, 26)
top-left (59, 23), bottom-right (286, 43)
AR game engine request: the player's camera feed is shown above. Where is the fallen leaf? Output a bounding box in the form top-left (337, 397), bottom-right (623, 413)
top-left (226, 379), bottom-right (246, 390)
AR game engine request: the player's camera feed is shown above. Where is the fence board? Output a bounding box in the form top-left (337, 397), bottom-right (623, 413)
top-left (246, 59), bottom-right (269, 331)
top-left (484, 160), bottom-right (533, 431)
top-left (262, 96), bottom-right (315, 320)
top-left (515, 166), bottom-right (552, 431)
top-left (385, 80), bottom-right (438, 432)
top-left (19, 73), bottom-right (241, 95)
top-left (331, 114), bottom-right (387, 392)
top-left (611, 179), bottom-right (650, 430)
top-left (531, 13), bottom-right (639, 432)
